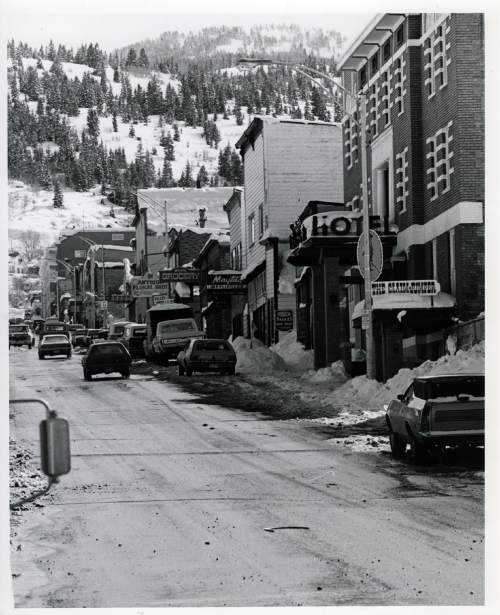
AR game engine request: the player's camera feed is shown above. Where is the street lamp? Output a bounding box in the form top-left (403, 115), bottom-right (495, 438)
top-left (238, 58), bottom-right (375, 379)
top-left (79, 237), bottom-right (106, 327)
top-left (56, 259), bottom-right (77, 323)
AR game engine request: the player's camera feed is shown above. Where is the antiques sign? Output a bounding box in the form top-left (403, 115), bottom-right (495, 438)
top-left (131, 277), bottom-right (171, 297)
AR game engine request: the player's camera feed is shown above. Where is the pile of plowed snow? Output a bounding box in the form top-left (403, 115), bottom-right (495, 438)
top-left (271, 331), bottom-right (314, 371)
top-left (233, 336), bottom-right (288, 373)
top-left (317, 341), bottom-right (485, 423)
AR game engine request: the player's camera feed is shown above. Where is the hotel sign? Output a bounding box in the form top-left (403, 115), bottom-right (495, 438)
top-left (372, 280), bottom-right (441, 296)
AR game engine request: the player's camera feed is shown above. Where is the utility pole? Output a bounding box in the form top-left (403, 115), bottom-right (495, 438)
top-left (163, 200), bottom-right (168, 238)
top-left (359, 93), bottom-right (375, 379)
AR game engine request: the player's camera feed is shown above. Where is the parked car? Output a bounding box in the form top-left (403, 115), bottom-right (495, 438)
top-left (97, 328), bottom-right (109, 340)
top-left (73, 328), bottom-right (89, 347)
top-left (108, 321), bottom-right (132, 341)
top-left (9, 324), bottom-right (35, 349)
top-left (70, 326), bottom-right (85, 345)
top-left (38, 334), bottom-right (72, 360)
top-left (81, 341), bottom-right (132, 380)
top-left (177, 338), bottom-right (237, 376)
top-left (385, 373), bottom-right (485, 463)
top-left (153, 318), bottom-right (205, 361)
top-left (83, 329), bottom-right (101, 347)
top-left (121, 323), bottom-right (147, 358)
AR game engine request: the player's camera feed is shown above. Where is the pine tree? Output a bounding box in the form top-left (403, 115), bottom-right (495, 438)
top-left (173, 123), bottom-right (180, 142)
top-left (178, 160), bottom-right (194, 188)
top-left (230, 151), bottom-right (243, 185)
top-left (235, 104), bottom-right (243, 126)
top-left (129, 124), bottom-right (135, 138)
top-left (53, 179), bottom-right (63, 208)
top-left (196, 165), bottom-right (209, 188)
top-left (86, 107), bottom-right (100, 138)
top-left (113, 67), bottom-right (120, 83)
top-left (112, 110), bottom-right (118, 132)
top-left (158, 156), bottom-right (175, 188)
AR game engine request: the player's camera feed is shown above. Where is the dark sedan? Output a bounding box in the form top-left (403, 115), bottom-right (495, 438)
top-left (81, 341), bottom-right (132, 380)
top-left (177, 339), bottom-right (237, 376)
top-left (38, 334), bottom-right (72, 360)
top-left (385, 373), bottom-right (484, 463)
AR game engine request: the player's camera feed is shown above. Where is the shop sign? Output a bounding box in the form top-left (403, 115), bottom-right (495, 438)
top-left (276, 310), bottom-right (294, 332)
top-left (131, 277), bottom-right (171, 297)
top-left (152, 294), bottom-right (172, 305)
top-left (206, 272), bottom-right (245, 293)
top-left (111, 294), bottom-right (132, 303)
top-left (372, 280), bottom-right (441, 296)
top-left (159, 268), bottom-right (200, 283)
top-left (97, 300), bottom-right (108, 310)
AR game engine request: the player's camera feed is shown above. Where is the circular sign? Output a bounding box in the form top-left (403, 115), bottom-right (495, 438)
top-left (356, 230), bottom-right (384, 282)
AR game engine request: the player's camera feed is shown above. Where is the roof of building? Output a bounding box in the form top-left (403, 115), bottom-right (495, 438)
top-left (235, 115), bottom-right (341, 151)
top-left (337, 13), bottom-right (406, 71)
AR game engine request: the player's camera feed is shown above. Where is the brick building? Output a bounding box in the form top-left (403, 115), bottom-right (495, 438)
top-left (236, 116), bottom-right (344, 345)
top-left (335, 13), bottom-right (484, 377)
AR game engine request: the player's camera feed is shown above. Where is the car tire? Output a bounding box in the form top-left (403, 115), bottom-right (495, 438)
top-left (186, 367), bottom-right (192, 377)
top-left (83, 369), bottom-right (91, 381)
top-left (122, 369), bottom-right (130, 379)
top-left (178, 365), bottom-right (185, 376)
top-left (389, 431), bottom-right (406, 458)
top-left (409, 435), bottom-right (428, 464)
top-left (67, 352), bottom-right (72, 359)
top-left (38, 353), bottom-right (44, 360)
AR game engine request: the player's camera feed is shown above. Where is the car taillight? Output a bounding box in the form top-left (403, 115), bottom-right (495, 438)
top-left (420, 404), bottom-right (431, 432)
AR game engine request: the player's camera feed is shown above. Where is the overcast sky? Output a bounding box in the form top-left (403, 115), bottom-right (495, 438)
top-left (3, 1), bottom-right (375, 53)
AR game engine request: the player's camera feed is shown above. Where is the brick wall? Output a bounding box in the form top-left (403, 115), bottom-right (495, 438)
top-left (454, 223), bottom-right (484, 319)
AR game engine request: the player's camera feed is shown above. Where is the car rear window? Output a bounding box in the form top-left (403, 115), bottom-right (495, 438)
top-left (44, 335), bottom-right (68, 343)
top-left (91, 344), bottom-right (127, 358)
top-left (158, 320), bottom-right (197, 334)
top-left (10, 326), bottom-right (28, 333)
top-left (194, 340), bottom-right (232, 352)
top-left (415, 376), bottom-right (485, 400)
top-left (45, 325), bottom-right (66, 332)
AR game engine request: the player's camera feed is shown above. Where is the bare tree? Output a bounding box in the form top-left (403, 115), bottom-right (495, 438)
top-left (19, 230), bottom-right (42, 262)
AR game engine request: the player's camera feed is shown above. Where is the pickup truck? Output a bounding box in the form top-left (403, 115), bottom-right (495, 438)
top-left (152, 318), bottom-right (205, 360)
top-left (385, 373), bottom-right (484, 463)
top-left (144, 303), bottom-right (204, 361)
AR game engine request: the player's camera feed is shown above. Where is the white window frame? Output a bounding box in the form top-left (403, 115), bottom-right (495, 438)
top-left (248, 214), bottom-right (255, 246)
top-left (426, 121), bottom-right (454, 201)
top-left (424, 18), bottom-right (451, 100)
top-left (395, 147), bottom-right (409, 214)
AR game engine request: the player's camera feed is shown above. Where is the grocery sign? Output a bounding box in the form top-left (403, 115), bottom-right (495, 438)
top-left (372, 280), bottom-right (441, 296)
top-left (159, 268), bottom-right (200, 283)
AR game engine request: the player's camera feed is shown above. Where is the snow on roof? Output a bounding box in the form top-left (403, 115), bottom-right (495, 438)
top-left (241, 258), bottom-right (265, 282)
top-left (352, 292), bottom-right (456, 319)
top-left (88, 244), bottom-right (134, 252)
top-left (95, 262), bottom-right (126, 268)
top-left (60, 227), bottom-right (135, 237)
top-left (208, 269), bottom-right (242, 276)
top-left (259, 228), bottom-right (290, 244)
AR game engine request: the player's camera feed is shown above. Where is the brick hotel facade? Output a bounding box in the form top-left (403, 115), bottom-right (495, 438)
top-left (337, 13), bottom-right (484, 376)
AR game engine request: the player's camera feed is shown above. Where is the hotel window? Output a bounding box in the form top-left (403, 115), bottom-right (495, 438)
top-left (424, 17), bottom-right (450, 99)
top-left (371, 53), bottom-right (379, 76)
top-left (393, 56), bottom-right (406, 115)
top-left (360, 66), bottom-right (367, 89)
top-left (426, 121), bottom-right (454, 201)
top-left (396, 24), bottom-right (404, 48)
top-left (383, 39), bottom-right (391, 63)
top-left (449, 229), bottom-right (456, 295)
top-left (395, 147), bottom-right (409, 213)
top-left (248, 213), bottom-right (255, 246)
top-left (381, 71), bottom-right (391, 127)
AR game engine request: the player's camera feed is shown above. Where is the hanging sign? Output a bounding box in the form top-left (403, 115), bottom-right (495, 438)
top-left (159, 269), bottom-right (200, 283)
top-left (131, 277), bottom-right (171, 297)
top-left (372, 280), bottom-right (441, 296)
top-left (276, 310), bottom-right (294, 332)
top-left (206, 272), bottom-right (245, 293)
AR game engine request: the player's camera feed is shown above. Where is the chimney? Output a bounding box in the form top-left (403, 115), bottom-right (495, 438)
top-left (198, 208), bottom-right (207, 228)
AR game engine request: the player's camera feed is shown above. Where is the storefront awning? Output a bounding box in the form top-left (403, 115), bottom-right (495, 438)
top-left (352, 292), bottom-right (456, 320)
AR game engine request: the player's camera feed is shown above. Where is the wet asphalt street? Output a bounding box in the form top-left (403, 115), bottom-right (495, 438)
top-left (9, 348), bottom-right (484, 607)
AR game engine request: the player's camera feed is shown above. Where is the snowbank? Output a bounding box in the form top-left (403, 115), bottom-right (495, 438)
top-left (312, 341), bottom-right (485, 427)
top-left (270, 331), bottom-right (314, 371)
top-left (302, 360), bottom-right (349, 385)
top-left (233, 336), bottom-right (288, 374)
